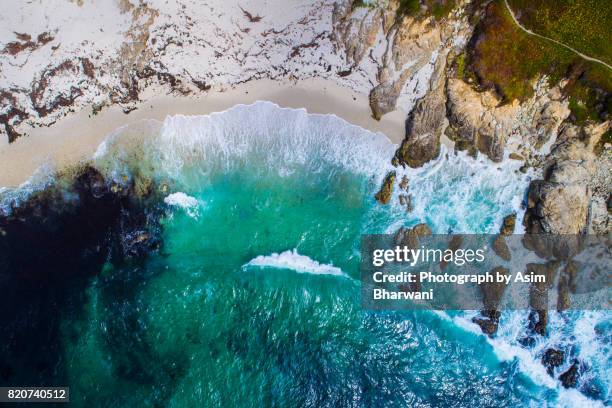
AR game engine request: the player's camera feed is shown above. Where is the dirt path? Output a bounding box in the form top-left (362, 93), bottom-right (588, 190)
top-left (504, 0), bottom-right (612, 71)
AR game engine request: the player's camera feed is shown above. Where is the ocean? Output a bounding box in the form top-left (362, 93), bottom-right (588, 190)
top-left (0, 102), bottom-right (608, 407)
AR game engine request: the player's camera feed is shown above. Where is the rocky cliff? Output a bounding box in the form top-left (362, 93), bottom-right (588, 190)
top-left (340, 0), bottom-right (611, 238)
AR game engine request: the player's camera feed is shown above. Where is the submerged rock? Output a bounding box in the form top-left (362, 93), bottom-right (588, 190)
top-left (0, 164), bottom-right (163, 386)
top-left (398, 194), bottom-right (414, 212)
top-left (528, 309), bottom-right (548, 337)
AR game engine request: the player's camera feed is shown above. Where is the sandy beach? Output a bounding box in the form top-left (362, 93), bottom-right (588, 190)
top-left (0, 78), bottom-right (408, 188)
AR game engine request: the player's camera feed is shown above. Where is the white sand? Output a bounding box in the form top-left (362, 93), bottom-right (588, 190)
top-left (0, 78), bottom-right (407, 187)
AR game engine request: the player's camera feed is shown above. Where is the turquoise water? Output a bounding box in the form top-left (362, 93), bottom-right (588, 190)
top-left (41, 102), bottom-right (607, 406)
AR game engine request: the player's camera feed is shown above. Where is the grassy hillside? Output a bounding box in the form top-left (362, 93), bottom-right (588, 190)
top-left (464, 0), bottom-right (611, 124)
top-left (508, 0), bottom-right (612, 66)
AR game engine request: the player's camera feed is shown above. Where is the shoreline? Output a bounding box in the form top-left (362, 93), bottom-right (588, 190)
top-left (0, 78), bottom-right (408, 188)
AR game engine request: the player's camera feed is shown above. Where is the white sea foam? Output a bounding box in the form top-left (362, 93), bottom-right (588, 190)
top-left (244, 249), bottom-right (348, 278)
top-left (84, 102), bottom-right (530, 236)
top-left (164, 192), bottom-right (202, 218)
top-left (155, 101), bottom-right (397, 184)
top-left (442, 310), bottom-right (607, 407)
top-left (0, 162), bottom-right (57, 216)
top-left (394, 145), bottom-right (531, 234)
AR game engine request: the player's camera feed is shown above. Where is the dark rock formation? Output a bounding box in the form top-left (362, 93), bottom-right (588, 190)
top-left (473, 310), bottom-right (501, 337)
top-left (399, 175), bottom-right (409, 191)
top-left (559, 361), bottom-right (580, 389)
top-left (528, 309), bottom-right (548, 337)
top-left (557, 260), bottom-right (578, 311)
top-left (542, 348), bottom-right (565, 376)
top-left (526, 261), bottom-right (560, 336)
top-left (394, 90), bottom-right (444, 167)
top-left (0, 165), bottom-right (162, 386)
top-left (440, 235), bottom-right (462, 270)
top-left (398, 194), bottom-right (414, 212)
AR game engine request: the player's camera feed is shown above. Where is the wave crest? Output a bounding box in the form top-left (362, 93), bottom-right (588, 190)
top-left (244, 249), bottom-right (348, 278)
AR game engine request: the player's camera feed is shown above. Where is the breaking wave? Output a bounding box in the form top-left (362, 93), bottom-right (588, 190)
top-left (244, 249), bottom-right (348, 277)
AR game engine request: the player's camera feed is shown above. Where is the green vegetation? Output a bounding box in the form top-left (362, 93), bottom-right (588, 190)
top-left (465, 0), bottom-right (611, 123)
top-left (351, 0), bottom-right (457, 21)
top-left (351, 0), bottom-right (374, 10)
top-left (397, 0), bottom-right (456, 20)
top-left (508, 0), bottom-right (612, 66)
top-left (455, 52), bottom-right (467, 79)
top-left (397, 0), bottom-right (421, 16)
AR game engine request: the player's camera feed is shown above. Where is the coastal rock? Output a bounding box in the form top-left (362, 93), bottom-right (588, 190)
top-left (492, 235), bottom-right (511, 261)
top-left (524, 163), bottom-right (590, 235)
top-left (375, 171), bottom-right (396, 204)
top-left (542, 348), bottom-right (565, 376)
top-left (480, 266), bottom-right (509, 311)
top-left (522, 120), bottom-right (611, 237)
top-left (524, 258), bottom-right (578, 336)
top-left (445, 78), bottom-right (570, 162)
top-left (394, 52), bottom-right (447, 167)
top-left (557, 260), bottom-right (579, 311)
top-left (559, 361), bottom-right (580, 389)
top-left (370, 82), bottom-right (403, 121)
top-left (332, 3), bottom-right (384, 68)
top-left (338, 0), bottom-right (471, 121)
top-left (440, 235), bottom-right (462, 270)
top-left (394, 222), bottom-right (433, 249)
top-left (412, 223), bottom-right (432, 236)
top-left (525, 261), bottom-right (558, 337)
top-left (368, 6), bottom-right (445, 120)
top-left (528, 309), bottom-right (548, 337)
top-left (445, 78), bottom-right (516, 162)
top-left (398, 194), bottom-right (414, 212)
top-left (473, 266), bottom-right (508, 337)
top-left (473, 309), bottom-right (501, 337)
top-left (500, 213), bottom-right (516, 236)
